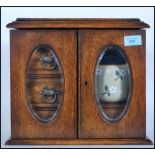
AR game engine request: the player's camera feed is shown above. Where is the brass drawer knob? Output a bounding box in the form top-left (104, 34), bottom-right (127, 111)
top-left (39, 53), bottom-right (57, 70)
top-left (39, 87), bottom-right (60, 103)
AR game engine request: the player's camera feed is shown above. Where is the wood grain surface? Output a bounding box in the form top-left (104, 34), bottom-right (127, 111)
top-left (79, 30), bottom-right (146, 138)
top-left (7, 18), bottom-right (151, 145)
top-left (10, 30), bottom-right (77, 138)
top-left (6, 138), bottom-right (152, 145)
top-left (7, 18), bottom-right (150, 29)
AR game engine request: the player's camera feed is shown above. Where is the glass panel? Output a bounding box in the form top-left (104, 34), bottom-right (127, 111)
top-left (95, 45), bottom-right (131, 122)
top-left (26, 45), bottom-right (64, 123)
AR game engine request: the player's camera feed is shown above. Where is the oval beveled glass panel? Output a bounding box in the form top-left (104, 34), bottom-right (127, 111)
top-left (26, 45), bottom-right (64, 123)
top-left (95, 45), bottom-right (132, 122)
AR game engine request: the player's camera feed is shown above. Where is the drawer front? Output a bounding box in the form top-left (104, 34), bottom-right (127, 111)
top-left (26, 45), bottom-right (64, 123)
top-left (11, 30), bottom-right (77, 138)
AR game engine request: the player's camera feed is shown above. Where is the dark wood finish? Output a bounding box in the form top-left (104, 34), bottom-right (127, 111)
top-left (10, 30), bottom-right (77, 138)
top-left (7, 18), bottom-right (150, 29)
top-left (79, 30), bottom-right (146, 138)
top-left (6, 138), bottom-right (152, 145)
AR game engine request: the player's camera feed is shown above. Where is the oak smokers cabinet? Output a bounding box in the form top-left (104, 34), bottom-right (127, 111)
top-left (6, 18), bottom-right (152, 145)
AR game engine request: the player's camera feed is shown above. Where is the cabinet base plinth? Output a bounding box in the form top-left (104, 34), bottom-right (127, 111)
top-left (6, 138), bottom-right (153, 145)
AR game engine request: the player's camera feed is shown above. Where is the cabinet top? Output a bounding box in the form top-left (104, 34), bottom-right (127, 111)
top-left (7, 18), bottom-right (150, 29)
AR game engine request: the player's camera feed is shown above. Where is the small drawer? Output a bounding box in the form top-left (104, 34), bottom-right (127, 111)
top-left (27, 81), bottom-right (63, 102)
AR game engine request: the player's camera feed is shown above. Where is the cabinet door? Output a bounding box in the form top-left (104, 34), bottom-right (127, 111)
top-left (79, 30), bottom-right (146, 138)
top-left (11, 30), bottom-right (77, 138)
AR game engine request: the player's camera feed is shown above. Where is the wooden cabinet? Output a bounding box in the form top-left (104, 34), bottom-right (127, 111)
top-left (6, 18), bottom-right (152, 145)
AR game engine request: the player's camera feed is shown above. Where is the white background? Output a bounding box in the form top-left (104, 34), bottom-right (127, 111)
top-left (1, 7), bottom-right (154, 148)
top-left (0, 0), bottom-right (155, 6)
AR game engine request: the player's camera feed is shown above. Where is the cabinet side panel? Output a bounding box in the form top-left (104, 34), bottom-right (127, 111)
top-left (10, 31), bottom-right (25, 138)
